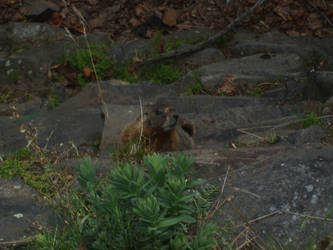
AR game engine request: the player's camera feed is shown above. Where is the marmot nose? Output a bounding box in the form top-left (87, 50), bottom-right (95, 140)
top-left (173, 114), bottom-right (179, 120)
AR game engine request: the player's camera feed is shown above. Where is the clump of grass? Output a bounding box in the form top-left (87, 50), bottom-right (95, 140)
top-left (48, 94), bottom-right (60, 109)
top-left (250, 87), bottom-right (264, 97)
top-left (141, 62), bottom-right (181, 84)
top-left (111, 139), bottom-right (151, 165)
top-left (186, 77), bottom-right (205, 95)
top-left (0, 148), bottom-right (65, 195)
top-left (302, 112), bottom-right (322, 128)
top-left (64, 43), bottom-right (181, 85)
top-left (267, 130), bottom-right (280, 144)
top-left (65, 44), bottom-right (114, 86)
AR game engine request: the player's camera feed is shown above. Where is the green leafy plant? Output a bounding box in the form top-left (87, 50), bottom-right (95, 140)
top-left (142, 62), bottom-right (181, 84)
top-left (250, 87), bottom-right (264, 97)
top-left (112, 63), bottom-right (139, 83)
top-left (48, 95), bottom-right (60, 109)
top-left (267, 130), bottom-right (280, 144)
top-left (35, 154), bottom-right (217, 249)
top-left (186, 77), bottom-right (205, 95)
top-left (302, 112), bottom-right (322, 128)
top-left (66, 44), bottom-right (114, 86)
top-left (148, 32), bottom-right (182, 58)
top-left (216, 33), bottom-right (233, 48)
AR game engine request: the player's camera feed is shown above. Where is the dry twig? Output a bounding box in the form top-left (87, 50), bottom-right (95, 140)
top-left (139, 0), bottom-right (267, 65)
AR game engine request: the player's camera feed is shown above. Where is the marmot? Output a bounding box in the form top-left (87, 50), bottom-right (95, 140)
top-left (120, 105), bottom-right (195, 152)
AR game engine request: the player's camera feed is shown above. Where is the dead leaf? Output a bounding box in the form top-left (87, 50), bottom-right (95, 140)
top-left (50, 64), bottom-right (61, 69)
top-left (83, 66), bottom-right (91, 78)
top-left (66, 175), bottom-right (73, 181)
top-left (307, 13), bottom-right (323, 30)
top-left (135, 5), bottom-right (144, 17)
top-left (163, 8), bottom-right (178, 27)
top-left (286, 30), bottom-right (300, 36)
top-left (48, 12), bottom-right (63, 26)
top-left (145, 30), bottom-right (154, 38)
top-left (87, 0), bottom-right (98, 5)
top-left (273, 6), bottom-right (292, 21)
top-left (216, 76), bottom-right (238, 96)
top-left (132, 50), bottom-right (143, 63)
top-left (129, 17), bottom-right (140, 26)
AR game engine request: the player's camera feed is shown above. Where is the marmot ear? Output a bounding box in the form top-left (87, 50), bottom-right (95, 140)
top-left (181, 119), bottom-right (195, 137)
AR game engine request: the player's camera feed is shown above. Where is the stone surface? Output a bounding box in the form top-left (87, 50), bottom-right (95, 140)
top-left (0, 177), bottom-right (55, 246)
top-left (209, 143), bottom-right (333, 248)
top-left (232, 31), bottom-right (333, 67)
top-left (182, 53), bottom-right (305, 92)
top-left (315, 71), bottom-right (333, 98)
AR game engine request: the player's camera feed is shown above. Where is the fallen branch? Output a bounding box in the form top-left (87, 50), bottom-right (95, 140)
top-left (139, 0), bottom-right (267, 65)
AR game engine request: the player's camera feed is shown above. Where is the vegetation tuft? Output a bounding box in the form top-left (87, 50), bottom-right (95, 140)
top-left (33, 154), bottom-right (217, 249)
top-left (302, 112), bottom-right (322, 128)
top-left (65, 44), bottom-right (114, 86)
top-left (186, 78), bottom-right (205, 95)
top-left (141, 62), bottom-right (181, 84)
top-left (250, 87), bottom-right (264, 97)
top-left (0, 148), bottom-right (66, 195)
top-left (61, 43), bottom-right (182, 86)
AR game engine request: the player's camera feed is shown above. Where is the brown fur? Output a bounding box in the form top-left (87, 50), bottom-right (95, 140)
top-left (120, 106), bottom-right (195, 152)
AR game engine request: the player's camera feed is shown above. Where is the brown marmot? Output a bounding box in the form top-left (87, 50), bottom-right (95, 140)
top-left (120, 105), bottom-right (195, 152)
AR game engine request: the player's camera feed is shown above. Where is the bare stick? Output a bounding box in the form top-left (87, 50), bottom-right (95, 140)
top-left (139, 0), bottom-right (267, 65)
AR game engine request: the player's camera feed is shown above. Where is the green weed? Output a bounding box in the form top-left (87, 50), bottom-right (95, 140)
top-left (251, 87), bottom-right (264, 97)
top-left (0, 148), bottom-right (61, 195)
top-left (48, 95), bottom-right (60, 109)
top-left (302, 112), bottom-right (322, 128)
top-left (34, 154), bottom-right (217, 249)
top-left (141, 62), bottom-right (181, 84)
top-left (65, 44), bottom-right (114, 86)
top-left (150, 32), bottom-right (181, 56)
top-left (112, 63), bottom-right (139, 83)
top-left (267, 130), bottom-right (280, 144)
top-left (186, 78), bottom-right (205, 95)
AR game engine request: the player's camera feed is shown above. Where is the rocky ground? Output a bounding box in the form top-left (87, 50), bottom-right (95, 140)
top-left (1, 1), bottom-right (333, 249)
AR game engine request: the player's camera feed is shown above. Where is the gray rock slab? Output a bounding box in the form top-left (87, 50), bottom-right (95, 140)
top-left (0, 107), bottom-right (104, 155)
top-left (0, 22), bottom-right (66, 52)
top-left (34, 107), bottom-right (104, 150)
top-left (100, 104), bottom-right (140, 151)
top-left (315, 71), bottom-right (333, 98)
top-left (0, 117), bottom-right (26, 155)
top-left (209, 143), bottom-right (333, 248)
top-left (58, 80), bottom-right (180, 110)
top-left (156, 95), bottom-right (285, 113)
top-left (232, 31), bottom-right (333, 67)
top-left (182, 53), bottom-right (305, 91)
top-left (286, 125), bottom-right (326, 145)
top-left (180, 48), bottom-right (225, 67)
top-left (0, 176), bottom-right (54, 246)
top-left (24, 0), bottom-right (60, 16)
top-left (0, 97), bottom-right (42, 116)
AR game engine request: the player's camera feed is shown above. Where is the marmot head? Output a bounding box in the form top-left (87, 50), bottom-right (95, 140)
top-left (141, 105), bottom-right (179, 132)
